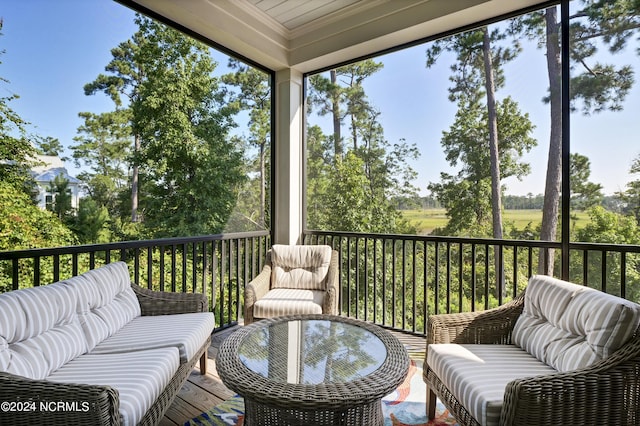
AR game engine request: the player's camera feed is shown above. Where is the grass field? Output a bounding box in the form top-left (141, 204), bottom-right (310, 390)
top-left (401, 208), bottom-right (591, 235)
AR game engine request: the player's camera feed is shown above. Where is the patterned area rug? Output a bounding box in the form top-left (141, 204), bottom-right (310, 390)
top-left (185, 360), bottom-right (458, 426)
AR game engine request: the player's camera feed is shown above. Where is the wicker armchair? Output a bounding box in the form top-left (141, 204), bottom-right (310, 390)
top-left (244, 245), bottom-right (339, 324)
top-left (423, 287), bottom-right (640, 426)
top-left (0, 284), bottom-right (211, 426)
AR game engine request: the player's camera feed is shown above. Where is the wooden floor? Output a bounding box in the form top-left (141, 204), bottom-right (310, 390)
top-left (159, 323), bottom-right (427, 425)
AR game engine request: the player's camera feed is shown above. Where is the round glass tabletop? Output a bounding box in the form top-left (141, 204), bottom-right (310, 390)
top-left (237, 318), bottom-right (387, 385)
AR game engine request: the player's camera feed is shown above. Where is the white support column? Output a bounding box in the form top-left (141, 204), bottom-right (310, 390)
top-left (273, 68), bottom-right (304, 245)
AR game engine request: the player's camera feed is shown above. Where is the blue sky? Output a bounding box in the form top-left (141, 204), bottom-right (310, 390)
top-left (2, 1), bottom-right (137, 143)
top-left (349, 35), bottom-right (640, 197)
top-left (3, 0), bottom-right (639, 197)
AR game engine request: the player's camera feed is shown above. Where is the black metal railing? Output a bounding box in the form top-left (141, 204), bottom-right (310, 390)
top-left (0, 231), bottom-right (270, 331)
top-left (568, 241), bottom-right (640, 300)
top-left (303, 230), bottom-right (640, 335)
top-left (3, 229), bottom-right (640, 336)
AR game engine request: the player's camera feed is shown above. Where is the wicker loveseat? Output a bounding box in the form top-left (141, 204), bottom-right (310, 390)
top-left (0, 261), bottom-right (215, 426)
top-left (423, 275), bottom-right (640, 426)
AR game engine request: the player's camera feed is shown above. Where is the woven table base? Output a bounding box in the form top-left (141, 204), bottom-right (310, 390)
top-left (244, 399), bottom-right (383, 426)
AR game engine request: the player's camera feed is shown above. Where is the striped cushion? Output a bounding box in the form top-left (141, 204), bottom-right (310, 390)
top-left (513, 275), bottom-right (640, 371)
top-left (271, 245), bottom-right (332, 290)
top-left (47, 347), bottom-right (180, 426)
top-left (253, 288), bottom-right (324, 319)
top-left (0, 282), bottom-right (87, 380)
top-left (427, 344), bottom-right (556, 426)
top-left (65, 262), bottom-right (141, 351)
top-left (91, 312), bottom-right (215, 362)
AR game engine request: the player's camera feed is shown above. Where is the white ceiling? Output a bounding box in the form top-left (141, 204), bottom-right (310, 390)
top-left (246, 0), bottom-right (371, 31)
top-left (126, 0), bottom-right (550, 73)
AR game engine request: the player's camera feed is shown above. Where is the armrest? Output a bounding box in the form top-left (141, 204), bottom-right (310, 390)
top-left (244, 265), bottom-right (272, 324)
top-left (427, 292), bottom-right (525, 345)
top-left (0, 371), bottom-right (120, 426)
top-left (323, 250), bottom-right (340, 315)
top-left (132, 284), bottom-right (208, 315)
top-left (500, 335), bottom-right (640, 425)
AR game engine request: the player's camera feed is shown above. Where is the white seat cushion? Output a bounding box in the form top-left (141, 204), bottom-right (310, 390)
top-left (47, 347), bottom-right (180, 426)
top-left (427, 344), bottom-right (556, 426)
top-left (91, 312), bottom-right (215, 362)
top-left (253, 288), bottom-right (325, 319)
top-left (0, 281), bottom-right (87, 380)
top-left (513, 275), bottom-right (640, 371)
top-left (271, 245), bottom-right (332, 290)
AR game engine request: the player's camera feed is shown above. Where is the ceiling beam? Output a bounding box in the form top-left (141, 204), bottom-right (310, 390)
top-left (125, 0), bottom-right (551, 73)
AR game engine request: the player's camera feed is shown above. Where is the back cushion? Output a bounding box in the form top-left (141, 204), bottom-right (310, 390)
top-left (0, 282), bottom-right (87, 379)
top-left (65, 262), bottom-right (141, 351)
top-left (271, 245), bottom-right (332, 291)
top-left (513, 275), bottom-right (640, 372)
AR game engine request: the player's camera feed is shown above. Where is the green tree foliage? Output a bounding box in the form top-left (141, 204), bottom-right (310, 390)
top-left (308, 60), bottom-right (384, 159)
top-left (425, 28), bottom-right (534, 235)
top-left (46, 175), bottom-right (73, 223)
top-left (307, 61), bottom-right (419, 235)
top-left (131, 18), bottom-right (245, 237)
top-left (306, 125), bottom-right (332, 229)
top-left (314, 152), bottom-right (370, 232)
top-left (0, 181), bottom-right (77, 292)
top-left (307, 126), bottom-right (418, 234)
top-left (70, 198), bottom-right (111, 244)
top-left (572, 206), bottom-right (640, 302)
top-left (32, 135), bottom-right (66, 159)
top-left (84, 17), bottom-right (147, 222)
top-left (0, 21), bottom-right (38, 197)
top-left (71, 110), bottom-right (131, 220)
top-left (576, 205), bottom-right (640, 244)
top-left (0, 18), bottom-right (76, 286)
top-left (81, 16), bottom-right (247, 238)
top-left (512, 2), bottom-right (640, 273)
top-left (427, 97), bottom-right (536, 235)
top-left (0, 182), bottom-right (76, 250)
top-left (221, 59), bottom-right (271, 230)
top-left (618, 155), bottom-right (640, 224)
top-left (570, 152), bottom-right (604, 210)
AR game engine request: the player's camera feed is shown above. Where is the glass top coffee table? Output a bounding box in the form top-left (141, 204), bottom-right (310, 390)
top-left (216, 314), bottom-right (410, 426)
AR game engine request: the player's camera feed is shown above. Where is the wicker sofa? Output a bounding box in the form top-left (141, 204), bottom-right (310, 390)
top-left (0, 261), bottom-right (215, 426)
top-left (423, 275), bottom-right (640, 426)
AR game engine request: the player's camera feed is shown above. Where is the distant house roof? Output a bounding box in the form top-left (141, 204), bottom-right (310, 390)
top-left (31, 155), bottom-right (80, 185)
top-left (32, 166), bottom-right (81, 184)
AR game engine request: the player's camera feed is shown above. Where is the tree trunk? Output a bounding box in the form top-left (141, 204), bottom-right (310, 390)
top-left (482, 29), bottom-right (503, 241)
top-left (539, 6), bottom-right (562, 275)
top-left (131, 133), bottom-right (140, 222)
top-left (330, 70), bottom-right (342, 159)
top-left (259, 141), bottom-right (266, 228)
top-left (482, 29), bottom-right (505, 296)
top-left (351, 114), bottom-right (358, 151)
